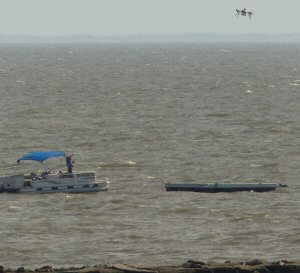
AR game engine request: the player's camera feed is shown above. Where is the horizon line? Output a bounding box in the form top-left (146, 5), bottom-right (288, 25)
top-left (1, 32), bottom-right (300, 37)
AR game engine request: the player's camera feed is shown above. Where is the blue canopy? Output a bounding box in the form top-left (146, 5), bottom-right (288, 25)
top-left (17, 150), bottom-right (65, 163)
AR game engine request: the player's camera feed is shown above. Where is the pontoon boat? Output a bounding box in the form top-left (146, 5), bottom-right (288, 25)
top-left (0, 151), bottom-right (109, 194)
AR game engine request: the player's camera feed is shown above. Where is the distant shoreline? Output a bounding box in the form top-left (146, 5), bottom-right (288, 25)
top-left (1, 33), bottom-right (300, 43)
top-left (1, 260), bottom-right (299, 273)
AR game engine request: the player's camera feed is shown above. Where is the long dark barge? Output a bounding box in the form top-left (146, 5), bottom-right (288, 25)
top-left (165, 182), bottom-right (288, 193)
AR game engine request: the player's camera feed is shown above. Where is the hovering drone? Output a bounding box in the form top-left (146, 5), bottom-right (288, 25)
top-left (236, 8), bottom-right (253, 19)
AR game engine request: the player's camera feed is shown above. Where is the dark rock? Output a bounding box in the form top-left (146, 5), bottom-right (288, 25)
top-left (212, 266), bottom-right (237, 273)
top-left (1, 260), bottom-right (300, 273)
top-left (152, 266), bottom-right (201, 273)
top-left (265, 264), bottom-right (300, 273)
top-left (152, 266), bottom-right (180, 273)
top-left (182, 260), bottom-right (206, 268)
top-left (107, 264), bottom-right (158, 273)
top-left (245, 260), bottom-right (264, 266)
top-left (3, 268), bottom-right (14, 273)
top-left (237, 269), bottom-right (257, 273)
top-left (251, 268), bottom-right (270, 273)
top-left (273, 260), bottom-right (291, 266)
top-left (79, 268), bottom-right (120, 273)
top-left (279, 260), bottom-right (289, 264)
top-left (34, 266), bottom-right (53, 272)
top-left (193, 269), bottom-right (213, 273)
top-left (54, 267), bottom-right (80, 272)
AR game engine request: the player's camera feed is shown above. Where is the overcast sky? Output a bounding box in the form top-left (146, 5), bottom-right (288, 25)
top-left (0, 0), bottom-right (299, 36)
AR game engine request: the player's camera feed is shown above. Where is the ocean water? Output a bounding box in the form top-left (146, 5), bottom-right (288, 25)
top-left (0, 43), bottom-right (299, 267)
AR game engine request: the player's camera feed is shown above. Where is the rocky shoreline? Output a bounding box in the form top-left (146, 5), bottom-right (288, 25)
top-left (1, 260), bottom-right (300, 273)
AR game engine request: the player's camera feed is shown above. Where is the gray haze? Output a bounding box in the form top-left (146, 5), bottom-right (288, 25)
top-left (0, 0), bottom-right (300, 36)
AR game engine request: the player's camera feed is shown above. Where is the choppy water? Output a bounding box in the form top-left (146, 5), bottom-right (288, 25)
top-left (0, 43), bottom-right (299, 267)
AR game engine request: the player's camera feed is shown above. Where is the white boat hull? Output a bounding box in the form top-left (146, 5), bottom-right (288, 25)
top-left (18, 181), bottom-right (109, 194)
top-left (0, 172), bottom-right (109, 194)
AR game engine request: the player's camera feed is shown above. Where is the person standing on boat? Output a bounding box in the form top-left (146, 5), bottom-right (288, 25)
top-left (66, 154), bottom-right (74, 173)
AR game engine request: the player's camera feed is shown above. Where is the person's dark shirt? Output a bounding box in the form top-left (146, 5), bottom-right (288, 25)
top-left (66, 156), bottom-right (73, 168)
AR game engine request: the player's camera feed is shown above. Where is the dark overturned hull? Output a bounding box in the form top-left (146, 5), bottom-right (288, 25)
top-left (165, 182), bottom-right (287, 193)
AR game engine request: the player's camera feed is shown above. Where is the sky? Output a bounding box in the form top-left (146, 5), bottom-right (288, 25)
top-left (0, 0), bottom-right (299, 36)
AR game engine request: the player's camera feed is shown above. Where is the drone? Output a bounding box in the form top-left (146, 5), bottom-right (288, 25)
top-left (236, 8), bottom-right (253, 19)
